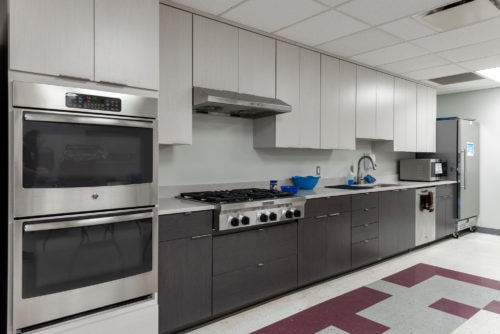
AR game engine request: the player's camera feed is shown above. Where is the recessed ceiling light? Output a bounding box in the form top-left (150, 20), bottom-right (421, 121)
top-left (476, 67), bottom-right (500, 83)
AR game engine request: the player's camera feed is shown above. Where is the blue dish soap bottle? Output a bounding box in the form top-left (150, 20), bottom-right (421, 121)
top-left (347, 165), bottom-right (355, 185)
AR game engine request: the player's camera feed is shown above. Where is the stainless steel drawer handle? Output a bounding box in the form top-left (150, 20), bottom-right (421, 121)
top-left (364, 239), bottom-right (369, 243)
top-left (328, 213), bottom-right (341, 217)
top-left (364, 224), bottom-right (369, 227)
top-left (191, 234), bottom-right (211, 240)
top-left (256, 263), bottom-right (264, 267)
top-left (315, 214), bottom-right (328, 219)
top-left (363, 208), bottom-right (369, 211)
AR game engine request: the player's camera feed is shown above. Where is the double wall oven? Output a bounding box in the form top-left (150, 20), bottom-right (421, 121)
top-left (9, 81), bottom-right (158, 331)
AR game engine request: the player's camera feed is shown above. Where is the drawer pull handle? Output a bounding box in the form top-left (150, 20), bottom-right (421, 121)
top-left (364, 224), bottom-right (369, 227)
top-left (256, 263), bottom-right (264, 267)
top-left (315, 215), bottom-right (328, 219)
top-left (184, 212), bottom-right (192, 215)
top-left (363, 208), bottom-right (369, 211)
top-left (191, 234), bottom-right (211, 240)
top-left (328, 213), bottom-right (341, 217)
top-left (258, 228), bottom-right (265, 231)
top-left (364, 239), bottom-right (369, 243)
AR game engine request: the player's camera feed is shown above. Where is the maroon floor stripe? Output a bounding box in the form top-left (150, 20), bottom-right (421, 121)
top-left (484, 300), bottom-right (500, 314)
top-left (429, 298), bottom-right (480, 319)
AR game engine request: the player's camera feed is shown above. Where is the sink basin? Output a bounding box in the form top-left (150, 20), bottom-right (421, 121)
top-left (375, 183), bottom-right (402, 187)
top-left (325, 183), bottom-right (402, 190)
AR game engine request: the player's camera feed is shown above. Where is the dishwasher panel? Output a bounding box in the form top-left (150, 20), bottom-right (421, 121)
top-left (415, 187), bottom-right (436, 246)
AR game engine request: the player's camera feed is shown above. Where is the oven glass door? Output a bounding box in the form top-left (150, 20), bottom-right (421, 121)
top-left (21, 110), bottom-right (153, 189)
top-left (21, 210), bottom-right (153, 298)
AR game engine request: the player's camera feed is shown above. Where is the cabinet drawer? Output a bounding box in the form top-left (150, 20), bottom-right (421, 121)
top-left (352, 192), bottom-right (378, 211)
top-left (213, 223), bottom-right (297, 275)
top-left (351, 207), bottom-right (378, 227)
top-left (352, 237), bottom-right (379, 268)
top-left (352, 222), bottom-right (379, 243)
top-left (213, 255), bottom-right (297, 315)
top-left (159, 211), bottom-right (213, 242)
top-left (305, 195), bottom-right (351, 218)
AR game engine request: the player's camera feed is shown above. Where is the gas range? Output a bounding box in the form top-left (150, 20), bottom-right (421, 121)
top-left (179, 188), bottom-right (306, 232)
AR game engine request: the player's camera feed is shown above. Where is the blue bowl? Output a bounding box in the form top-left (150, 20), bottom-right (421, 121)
top-left (291, 176), bottom-right (320, 190)
top-left (280, 185), bottom-right (298, 194)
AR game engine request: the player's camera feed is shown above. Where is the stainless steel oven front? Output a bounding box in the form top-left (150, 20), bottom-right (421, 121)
top-left (12, 81), bottom-right (158, 217)
top-left (12, 207), bottom-right (158, 330)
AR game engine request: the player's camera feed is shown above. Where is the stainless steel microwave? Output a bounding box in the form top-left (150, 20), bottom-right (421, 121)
top-left (399, 159), bottom-right (444, 181)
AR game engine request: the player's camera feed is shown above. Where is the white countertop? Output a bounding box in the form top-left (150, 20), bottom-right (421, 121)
top-left (158, 180), bottom-right (456, 215)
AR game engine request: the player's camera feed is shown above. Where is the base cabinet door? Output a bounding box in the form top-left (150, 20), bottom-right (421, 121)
top-left (298, 218), bottom-right (328, 285)
top-left (436, 184), bottom-right (457, 239)
top-left (158, 212), bottom-right (213, 334)
top-left (379, 189), bottom-right (415, 258)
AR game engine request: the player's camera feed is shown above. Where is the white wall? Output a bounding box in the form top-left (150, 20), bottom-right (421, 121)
top-left (159, 113), bottom-right (412, 186)
top-left (437, 87), bottom-right (500, 230)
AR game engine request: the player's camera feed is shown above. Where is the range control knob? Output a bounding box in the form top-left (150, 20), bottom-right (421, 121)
top-left (240, 215), bottom-right (250, 225)
top-left (269, 212), bottom-right (278, 221)
top-left (293, 209), bottom-right (302, 218)
top-left (285, 210), bottom-right (294, 219)
top-left (229, 216), bottom-right (239, 227)
top-left (259, 213), bottom-right (269, 222)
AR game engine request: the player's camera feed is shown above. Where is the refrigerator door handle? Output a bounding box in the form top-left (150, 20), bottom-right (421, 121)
top-left (460, 149), bottom-right (466, 190)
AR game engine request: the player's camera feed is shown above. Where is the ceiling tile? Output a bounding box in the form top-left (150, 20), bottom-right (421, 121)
top-left (350, 43), bottom-right (429, 66)
top-left (412, 17), bottom-right (500, 52)
top-left (168, 0), bottom-right (244, 15)
top-left (434, 78), bottom-right (500, 95)
top-left (316, 0), bottom-right (350, 7)
top-left (275, 10), bottom-right (369, 46)
top-left (459, 56), bottom-right (500, 71)
top-left (402, 64), bottom-right (467, 80)
top-left (378, 18), bottom-right (437, 40)
top-left (318, 28), bottom-right (401, 57)
top-left (221, 0), bottom-right (327, 33)
top-left (379, 54), bottom-right (449, 74)
top-left (336, 0), bottom-right (455, 25)
top-left (438, 39), bottom-right (500, 62)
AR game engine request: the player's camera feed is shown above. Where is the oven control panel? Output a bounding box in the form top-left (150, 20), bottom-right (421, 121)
top-left (66, 92), bottom-right (122, 112)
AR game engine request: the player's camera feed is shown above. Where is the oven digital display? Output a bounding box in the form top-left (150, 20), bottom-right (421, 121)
top-left (65, 92), bottom-right (121, 112)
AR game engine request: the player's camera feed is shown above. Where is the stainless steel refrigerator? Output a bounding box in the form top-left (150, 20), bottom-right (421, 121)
top-left (420, 117), bottom-right (480, 235)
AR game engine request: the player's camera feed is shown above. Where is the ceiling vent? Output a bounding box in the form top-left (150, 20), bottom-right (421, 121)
top-left (419, 0), bottom-right (500, 31)
top-left (428, 72), bottom-right (484, 85)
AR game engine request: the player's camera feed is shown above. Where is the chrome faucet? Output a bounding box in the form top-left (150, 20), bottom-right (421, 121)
top-left (356, 155), bottom-right (376, 184)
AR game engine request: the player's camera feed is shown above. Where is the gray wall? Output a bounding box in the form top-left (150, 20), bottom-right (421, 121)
top-left (159, 113), bottom-right (412, 186)
top-left (438, 87), bottom-right (500, 230)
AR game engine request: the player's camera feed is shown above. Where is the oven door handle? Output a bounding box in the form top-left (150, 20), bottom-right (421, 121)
top-left (24, 112), bottom-right (154, 128)
top-left (24, 212), bottom-right (154, 232)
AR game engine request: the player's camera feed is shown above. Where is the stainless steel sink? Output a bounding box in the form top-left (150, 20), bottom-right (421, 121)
top-left (325, 183), bottom-right (402, 190)
top-left (374, 183), bottom-right (402, 187)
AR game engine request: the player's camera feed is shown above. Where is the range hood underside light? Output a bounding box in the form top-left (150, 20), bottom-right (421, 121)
top-left (420, 0), bottom-right (500, 32)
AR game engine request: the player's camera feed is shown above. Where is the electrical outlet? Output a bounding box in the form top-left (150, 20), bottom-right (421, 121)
top-left (316, 166), bottom-right (321, 175)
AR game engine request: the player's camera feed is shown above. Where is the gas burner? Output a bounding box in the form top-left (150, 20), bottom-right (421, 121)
top-left (179, 188), bottom-right (306, 232)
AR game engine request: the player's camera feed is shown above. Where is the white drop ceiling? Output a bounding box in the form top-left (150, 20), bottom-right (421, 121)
top-left (165, 0), bottom-right (500, 95)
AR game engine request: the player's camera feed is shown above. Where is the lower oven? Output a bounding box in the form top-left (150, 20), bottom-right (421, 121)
top-left (12, 207), bottom-right (158, 331)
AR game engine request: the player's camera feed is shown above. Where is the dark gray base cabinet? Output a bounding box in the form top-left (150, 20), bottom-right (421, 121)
top-left (212, 223), bottom-right (297, 315)
top-left (436, 184), bottom-right (457, 239)
top-left (298, 196), bottom-right (351, 286)
top-left (379, 189), bottom-right (416, 259)
top-left (158, 211), bottom-right (213, 334)
top-left (351, 193), bottom-right (379, 268)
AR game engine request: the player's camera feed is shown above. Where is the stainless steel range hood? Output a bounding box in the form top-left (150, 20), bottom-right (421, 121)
top-left (193, 87), bottom-right (291, 119)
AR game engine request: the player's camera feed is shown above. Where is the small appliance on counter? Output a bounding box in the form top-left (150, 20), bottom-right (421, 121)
top-left (399, 158), bottom-right (445, 181)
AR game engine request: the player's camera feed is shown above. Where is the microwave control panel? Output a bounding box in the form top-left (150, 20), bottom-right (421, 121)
top-left (66, 92), bottom-right (122, 112)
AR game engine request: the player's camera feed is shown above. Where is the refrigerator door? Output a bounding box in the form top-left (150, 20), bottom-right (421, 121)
top-left (458, 119), bottom-right (480, 219)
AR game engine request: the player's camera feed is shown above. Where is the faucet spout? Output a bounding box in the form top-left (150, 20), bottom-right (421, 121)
top-left (356, 155), bottom-right (376, 184)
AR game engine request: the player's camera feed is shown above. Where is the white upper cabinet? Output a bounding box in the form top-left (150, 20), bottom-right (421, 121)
top-left (10, 0), bottom-right (159, 90)
top-left (238, 30), bottom-right (276, 98)
top-left (320, 55), bottom-right (356, 150)
top-left (416, 85), bottom-right (437, 152)
top-left (193, 15), bottom-right (238, 91)
top-left (10, 0), bottom-right (94, 81)
top-left (159, 5), bottom-right (192, 145)
top-left (299, 48), bottom-right (321, 149)
top-left (95, 0), bottom-right (159, 90)
top-left (356, 67), bottom-right (394, 140)
top-left (394, 78), bottom-right (417, 152)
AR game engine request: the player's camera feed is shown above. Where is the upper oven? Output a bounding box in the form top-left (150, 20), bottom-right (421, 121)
top-left (11, 81), bottom-right (158, 218)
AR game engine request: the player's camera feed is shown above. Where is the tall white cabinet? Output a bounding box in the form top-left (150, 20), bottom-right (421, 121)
top-left (320, 55), bottom-right (356, 150)
top-left (416, 85), bottom-right (437, 152)
top-left (10, 0), bottom-right (159, 90)
top-left (159, 5), bottom-right (192, 145)
top-left (393, 78), bottom-right (417, 152)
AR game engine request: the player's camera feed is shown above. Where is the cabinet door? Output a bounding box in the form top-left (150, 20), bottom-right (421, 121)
top-left (376, 72), bottom-right (394, 140)
top-left (275, 41), bottom-right (301, 147)
top-left (338, 61), bottom-right (357, 149)
top-left (193, 16), bottom-right (238, 91)
top-left (9, 0), bottom-right (94, 80)
top-left (325, 213), bottom-right (351, 276)
top-left (416, 85), bottom-right (437, 152)
top-left (436, 184), bottom-right (456, 239)
top-left (95, 0), bottom-right (159, 89)
top-left (356, 66), bottom-right (377, 139)
top-left (298, 218), bottom-right (327, 286)
top-left (394, 78), bottom-right (417, 152)
top-left (158, 236), bottom-right (212, 333)
top-left (159, 5), bottom-right (192, 145)
top-left (299, 48), bottom-right (321, 148)
top-left (238, 30), bottom-right (276, 98)
top-left (379, 189), bottom-right (415, 258)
